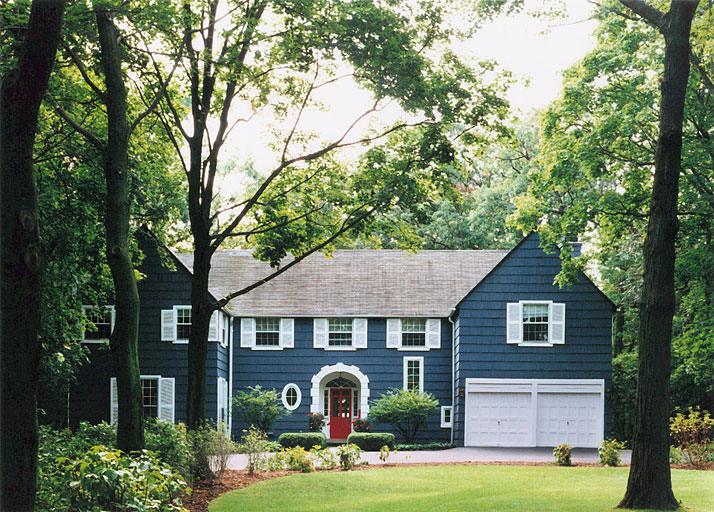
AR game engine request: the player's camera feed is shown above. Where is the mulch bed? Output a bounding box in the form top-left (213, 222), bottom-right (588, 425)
top-left (181, 462), bottom-right (714, 512)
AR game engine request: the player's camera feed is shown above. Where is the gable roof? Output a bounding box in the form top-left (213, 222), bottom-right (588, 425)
top-left (175, 249), bottom-right (509, 317)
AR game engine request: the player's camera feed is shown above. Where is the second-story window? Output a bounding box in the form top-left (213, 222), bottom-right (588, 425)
top-left (328, 318), bottom-right (353, 346)
top-left (176, 307), bottom-right (192, 340)
top-left (401, 319), bottom-right (426, 347)
top-left (256, 317), bottom-right (280, 346)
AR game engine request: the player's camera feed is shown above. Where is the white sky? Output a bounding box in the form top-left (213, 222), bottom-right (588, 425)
top-left (217, 1), bottom-right (597, 192)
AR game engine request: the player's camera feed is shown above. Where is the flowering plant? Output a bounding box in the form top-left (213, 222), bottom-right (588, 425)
top-left (352, 418), bottom-right (371, 432)
top-left (307, 412), bottom-right (325, 432)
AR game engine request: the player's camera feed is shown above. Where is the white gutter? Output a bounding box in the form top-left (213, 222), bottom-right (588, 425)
top-left (448, 308), bottom-right (456, 446)
top-left (228, 316), bottom-right (234, 436)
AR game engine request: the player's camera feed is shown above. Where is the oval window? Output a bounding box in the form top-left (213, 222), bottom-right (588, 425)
top-left (281, 383), bottom-right (301, 411)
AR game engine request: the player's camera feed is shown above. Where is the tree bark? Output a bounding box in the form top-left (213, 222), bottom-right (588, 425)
top-left (617, 1), bottom-right (699, 509)
top-left (0, 1), bottom-right (66, 509)
top-left (613, 308), bottom-right (625, 356)
top-left (96, 10), bottom-right (144, 452)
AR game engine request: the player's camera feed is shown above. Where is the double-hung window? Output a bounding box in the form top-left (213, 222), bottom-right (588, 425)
top-left (82, 305), bottom-right (115, 342)
top-left (312, 318), bottom-right (367, 349)
top-left (161, 306), bottom-right (223, 344)
top-left (387, 319), bottom-right (441, 350)
top-left (176, 307), bottom-right (192, 341)
top-left (401, 319), bottom-right (426, 347)
top-left (256, 318), bottom-right (280, 347)
top-left (328, 318), bottom-right (352, 347)
top-left (142, 377), bottom-right (159, 418)
top-left (507, 301), bottom-right (565, 346)
top-left (111, 375), bottom-right (175, 423)
top-left (403, 357), bottom-right (424, 392)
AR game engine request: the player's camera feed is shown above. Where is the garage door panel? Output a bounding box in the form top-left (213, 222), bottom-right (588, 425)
top-left (536, 392), bottom-right (601, 448)
top-left (466, 392), bottom-right (532, 447)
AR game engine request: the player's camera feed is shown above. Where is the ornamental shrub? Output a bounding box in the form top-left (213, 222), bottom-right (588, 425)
top-left (379, 445), bottom-right (396, 463)
top-left (232, 385), bottom-right (288, 434)
top-left (352, 418), bottom-right (371, 432)
top-left (307, 412), bottom-right (325, 432)
top-left (284, 446), bottom-right (315, 472)
top-left (278, 432), bottom-right (327, 449)
top-left (189, 423), bottom-right (236, 482)
top-left (243, 426), bottom-right (268, 475)
top-left (337, 443), bottom-right (361, 470)
top-left (346, 432), bottom-right (395, 451)
top-left (145, 418), bottom-right (194, 479)
top-left (598, 438), bottom-right (626, 466)
top-left (310, 445), bottom-right (339, 469)
top-left (553, 443), bottom-right (572, 466)
top-left (368, 388), bottom-right (439, 443)
top-left (670, 407), bottom-right (714, 466)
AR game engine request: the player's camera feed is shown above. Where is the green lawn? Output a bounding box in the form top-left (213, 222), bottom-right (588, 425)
top-left (209, 466), bottom-right (714, 512)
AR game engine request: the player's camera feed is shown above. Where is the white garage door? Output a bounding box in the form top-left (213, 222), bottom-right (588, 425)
top-left (465, 379), bottom-right (604, 448)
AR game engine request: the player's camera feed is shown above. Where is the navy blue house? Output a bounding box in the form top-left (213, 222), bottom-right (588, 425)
top-left (71, 232), bottom-right (614, 447)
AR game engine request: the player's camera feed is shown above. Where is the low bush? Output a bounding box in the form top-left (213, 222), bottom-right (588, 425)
top-left (310, 445), bottom-right (338, 469)
top-left (278, 432), bottom-right (326, 449)
top-left (145, 418), bottom-right (194, 479)
top-left (368, 389), bottom-right (439, 442)
top-left (39, 446), bottom-right (189, 512)
top-left (553, 443), bottom-right (572, 466)
top-left (337, 443), bottom-right (361, 470)
top-left (670, 407), bottom-right (714, 466)
top-left (189, 423), bottom-right (236, 482)
top-left (284, 446), bottom-right (315, 472)
top-left (243, 426), bottom-right (268, 475)
top-left (394, 442), bottom-right (454, 451)
top-left (232, 386), bottom-right (288, 434)
top-left (598, 438), bottom-right (626, 467)
top-left (379, 445), bottom-right (396, 463)
top-left (346, 432), bottom-right (395, 451)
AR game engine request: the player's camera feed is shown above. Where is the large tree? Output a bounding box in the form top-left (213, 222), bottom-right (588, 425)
top-left (0, 1), bottom-right (66, 509)
top-left (146, 0), bottom-right (511, 428)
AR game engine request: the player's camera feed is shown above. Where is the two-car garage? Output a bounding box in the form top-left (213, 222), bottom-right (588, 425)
top-left (464, 379), bottom-right (605, 448)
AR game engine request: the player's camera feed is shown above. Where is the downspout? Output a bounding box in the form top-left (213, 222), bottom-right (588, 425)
top-left (228, 316), bottom-right (234, 437)
top-left (448, 308), bottom-right (456, 446)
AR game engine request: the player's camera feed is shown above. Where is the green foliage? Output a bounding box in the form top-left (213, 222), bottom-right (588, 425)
top-left (598, 439), bottom-right (626, 467)
top-left (39, 446), bottom-right (188, 512)
top-left (352, 418), bottom-right (371, 433)
top-left (188, 424), bottom-right (236, 482)
top-left (310, 445), bottom-right (338, 470)
top-left (283, 446), bottom-right (315, 473)
top-left (307, 412), bottom-right (325, 432)
top-left (243, 426), bottom-right (268, 475)
top-left (552, 443), bottom-right (572, 466)
top-left (337, 443), bottom-right (361, 471)
top-left (278, 432), bottom-right (327, 450)
top-left (378, 445), bottom-right (396, 464)
top-left (394, 442), bottom-right (454, 451)
top-left (232, 386), bottom-right (288, 434)
top-left (145, 419), bottom-right (194, 480)
top-left (368, 388), bottom-right (439, 443)
top-left (346, 433), bottom-right (395, 451)
top-left (670, 407), bottom-right (714, 466)
top-left (611, 352), bottom-right (638, 443)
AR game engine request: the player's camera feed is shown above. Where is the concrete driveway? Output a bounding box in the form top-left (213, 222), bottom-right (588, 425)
top-left (226, 447), bottom-right (631, 470)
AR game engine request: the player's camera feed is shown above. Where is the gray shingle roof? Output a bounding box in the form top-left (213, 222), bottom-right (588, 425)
top-left (176, 249), bottom-right (509, 317)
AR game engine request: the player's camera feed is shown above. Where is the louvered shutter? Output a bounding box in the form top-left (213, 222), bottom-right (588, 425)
top-left (208, 311), bottom-right (219, 341)
top-left (386, 319), bottom-right (401, 348)
top-left (280, 318), bottom-right (294, 348)
top-left (158, 377), bottom-right (175, 422)
top-left (313, 318), bottom-right (328, 348)
top-left (353, 318), bottom-right (368, 348)
top-left (110, 377), bottom-right (118, 424)
top-left (550, 303), bottom-right (566, 344)
top-left (426, 319), bottom-right (441, 349)
top-left (506, 303), bottom-right (522, 344)
top-left (217, 377), bottom-right (223, 424)
top-left (240, 318), bottom-right (255, 348)
top-left (161, 309), bottom-right (175, 341)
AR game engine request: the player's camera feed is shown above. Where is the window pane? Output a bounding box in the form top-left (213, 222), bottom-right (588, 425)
top-left (176, 308), bottom-right (192, 340)
top-left (286, 387), bottom-right (297, 407)
top-left (84, 307), bottom-right (112, 340)
top-left (522, 304), bottom-right (549, 342)
top-left (255, 318), bottom-right (280, 346)
top-left (256, 332), bottom-right (280, 346)
top-left (256, 317), bottom-right (280, 332)
top-left (142, 378), bottom-right (158, 418)
top-left (328, 318), bottom-right (352, 346)
top-left (402, 319), bottom-right (426, 333)
top-left (406, 360), bottom-right (421, 391)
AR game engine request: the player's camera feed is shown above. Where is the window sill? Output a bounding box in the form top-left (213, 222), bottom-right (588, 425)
top-left (397, 346), bottom-right (430, 351)
top-left (82, 339), bottom-right (109, 344)
top-left (324, 346), bottom-right (357, 351)
top-left (441, 423), bottom-right (453, 428)
top-left (250, 346), bottom-right (285, 351)
top-left (172, 340), bottom-right (189, 345)
top-left (517, 341), bottom-right (554, 348)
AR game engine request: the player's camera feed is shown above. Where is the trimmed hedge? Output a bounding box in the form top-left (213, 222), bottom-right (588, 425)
top-left (278, 432), bottom-right (326, 450)
top-left (346, 433), bottom-right (395, 451)
top-left (394, 442), bottom-right (454, 451)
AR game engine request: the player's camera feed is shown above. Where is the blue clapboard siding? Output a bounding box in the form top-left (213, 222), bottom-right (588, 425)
top-left (452, 232), bottom-right (613, 446)
top-left (70, 233), bottom-right (226, 426)
top-left (231, 318), bottom-right (453, 443)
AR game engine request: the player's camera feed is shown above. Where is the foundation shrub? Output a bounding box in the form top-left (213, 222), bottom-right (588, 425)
top-left (346, 432), bottom-right (395, 451)
top-left (278, 432), bottom-right (327, 450)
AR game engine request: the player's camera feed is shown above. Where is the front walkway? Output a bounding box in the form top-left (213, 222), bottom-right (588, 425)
top-left (226, 447), bottom-right (631, 470)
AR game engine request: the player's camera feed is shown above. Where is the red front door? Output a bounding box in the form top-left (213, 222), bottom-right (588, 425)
top-left (329, 388), bottom-right (352, 439)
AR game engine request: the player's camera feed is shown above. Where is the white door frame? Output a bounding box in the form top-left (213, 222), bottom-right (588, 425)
top-left (464, 378), bottom-right (605, 448)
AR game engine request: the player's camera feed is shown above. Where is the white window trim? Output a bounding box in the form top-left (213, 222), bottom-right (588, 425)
top-left (245, 317), bottom-right (294, 351)
top-left (388, 318), bottom-right (441, 351)
top-left (403, 356), bottom-right (424, 393)
top-left (81, 305), bottom-right (115, 343)
top-left (111, 374), bottom-right (175, 424)
top-left (507, 300), bottom-right (568, 347)
top-left (173, 305), bottom-right (192, 344)
top-left (441, 406), bottom-right (453, 428)
top-left (313, 318), bottom-right (368, 350)
top-left (281, 383), bottom-right (302, 411)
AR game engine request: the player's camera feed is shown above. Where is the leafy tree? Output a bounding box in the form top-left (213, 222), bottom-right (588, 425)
top-left (368, 389), bottom-right (439, 443)
top-left (0, 1), bottom-right (66, 509)
top-left (144, 0), bottom-right (512, 428)
top-left (232, 386), bottom-right (288, 434)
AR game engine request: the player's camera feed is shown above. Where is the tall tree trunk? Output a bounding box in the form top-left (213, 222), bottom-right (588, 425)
top-left (613, 308), bottom-right (625, 356)
top-left (0, 1), bottom-right (65, 509)
top-left (618, 1), bottom-right (698, 509)
top-left (96, 10), bottom-right (144, 451)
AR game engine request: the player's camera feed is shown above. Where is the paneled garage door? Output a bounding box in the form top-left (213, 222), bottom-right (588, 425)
top-left (465, 379), bottom-right (604, 448)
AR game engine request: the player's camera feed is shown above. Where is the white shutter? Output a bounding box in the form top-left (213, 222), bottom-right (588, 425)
top-left (386, 319), bottom-right (401, 348)
top-left (161, 309), bottom-right (175, 341)
top-left (353, 318), bottom-right (368, 348)
top-left (110, 377), bottom-right (118, 424)
top-left (507, 303), bottom-right (522, 344)
top-left (280, 318), bottom-right (294, 348)
top-left (426, 319), bottom-right (441, 349)
top-left (241, 318), bottom-right (255, 348)
top-left (208, 311), bottom-right (219, 341)
top-left (313, 318), bottom-right (328, 348)
top-left (550, 303), bottom-right (566, 344)
top-left (158, 377), bottom-right (175, 422)
top-left (217, 377), bottom-right (223, 423)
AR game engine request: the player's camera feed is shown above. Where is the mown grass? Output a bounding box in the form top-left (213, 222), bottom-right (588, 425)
top-left (210, 465), bottom-right (714, 512)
